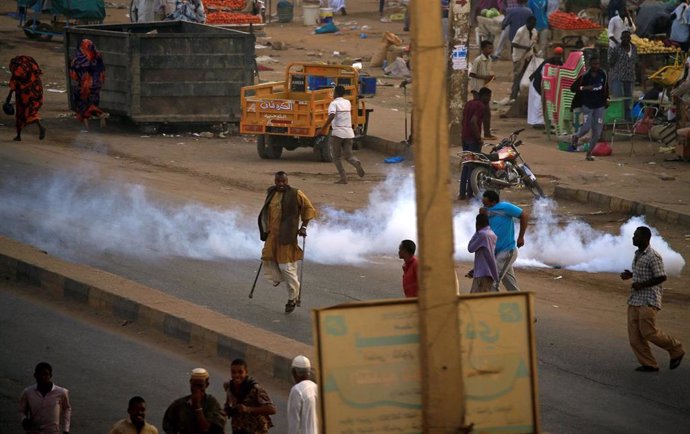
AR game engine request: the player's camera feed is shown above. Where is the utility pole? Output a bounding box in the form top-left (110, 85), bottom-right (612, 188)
top-left (410, 0), bottom-right (467, 432)
top-left (447, 0), bottom-right (473, 146)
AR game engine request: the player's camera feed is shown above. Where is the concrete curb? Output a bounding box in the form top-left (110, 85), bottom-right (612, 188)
top-left (0, 236), bottom-right (311, 386)
top-left (365, 135), bottom-right (690, 227)
top-left (361, 135), bottom-right (412, 157)
top-left (553, 185), bottom-right (690, 228)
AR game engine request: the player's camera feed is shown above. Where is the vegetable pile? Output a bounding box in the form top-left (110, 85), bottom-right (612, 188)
top-left (631, 35), bottom-right (680, 54)
top-left (480, 8), bottom-right (501, 18)
top-left (205, 0), bottom-right (247, 11)
top-left (548, 11), bottom-right (600, 30)
top-left (206, 11), bottom-right (262, 24)
top-left (598, 29), bottom-right (608, 45)
top-left (598, 29), bottom-right (680, 53)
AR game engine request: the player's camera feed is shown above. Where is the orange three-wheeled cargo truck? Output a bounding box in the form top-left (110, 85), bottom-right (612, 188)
top-left (240, 63), bottom-right (373, 162)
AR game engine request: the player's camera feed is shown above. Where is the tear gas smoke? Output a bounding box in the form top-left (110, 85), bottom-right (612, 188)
top-left (0, 171), bottom-right (684, 275)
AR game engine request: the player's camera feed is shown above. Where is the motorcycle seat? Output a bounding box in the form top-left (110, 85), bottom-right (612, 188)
top-left (481, 152), bottom-right (500, 161)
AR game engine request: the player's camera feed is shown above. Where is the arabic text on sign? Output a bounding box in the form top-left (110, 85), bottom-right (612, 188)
top-left (259, 100), bottom-right (294, 111)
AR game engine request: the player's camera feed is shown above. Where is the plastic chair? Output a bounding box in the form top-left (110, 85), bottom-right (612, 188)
top-left (611, 118), bottom-right (635, 155)
top-left (609, 98), bottom-right (635, 155)
top-left (612, 102), bottom-right (661, 155)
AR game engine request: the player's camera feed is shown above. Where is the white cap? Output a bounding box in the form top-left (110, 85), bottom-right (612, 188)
top-left (291, 355), bottom-right (311, 369)
top-left (190, 368), bottom-right (209, 380)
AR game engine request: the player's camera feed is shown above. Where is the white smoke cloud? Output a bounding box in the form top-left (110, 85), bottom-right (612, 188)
top-left (0, 170), bottom-right (684, 275)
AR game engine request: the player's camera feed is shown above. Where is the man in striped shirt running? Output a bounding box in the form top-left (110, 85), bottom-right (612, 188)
top-left (621, 226), bottom-right (685, 372)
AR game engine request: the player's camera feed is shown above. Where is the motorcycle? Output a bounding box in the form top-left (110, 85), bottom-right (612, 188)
top-left (458, 128), bottom-right (544, 198)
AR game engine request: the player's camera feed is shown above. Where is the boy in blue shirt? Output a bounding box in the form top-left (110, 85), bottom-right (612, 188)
top-left (480, 190), bottom-right (529, 292)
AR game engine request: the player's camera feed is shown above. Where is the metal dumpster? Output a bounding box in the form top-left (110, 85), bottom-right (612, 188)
top-left (64, 21), bottom-right (255, 128)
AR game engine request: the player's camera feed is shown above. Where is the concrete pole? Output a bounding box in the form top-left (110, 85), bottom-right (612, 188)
top-left (447, 0), bottom-right (473, 146)
top-left (409, 1), bottom-right (467, 433)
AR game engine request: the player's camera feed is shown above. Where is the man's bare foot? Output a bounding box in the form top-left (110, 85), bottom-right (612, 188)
top-left (13, 135), bottom-right (21, 141)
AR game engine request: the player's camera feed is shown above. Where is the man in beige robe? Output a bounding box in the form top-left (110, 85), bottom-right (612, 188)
top-left (258, 171), bottom-right (316, 313)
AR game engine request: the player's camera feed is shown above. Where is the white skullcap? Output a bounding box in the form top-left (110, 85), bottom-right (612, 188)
top-left (190, 368), bottom-right (209, 380)
top-left (291, 355), bottom-right (311, 369)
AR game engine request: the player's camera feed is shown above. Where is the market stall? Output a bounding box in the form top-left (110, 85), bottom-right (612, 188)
top-left (476, 14), bottom-right (503, 55)
top-left (205, 0), bottom-right (263, 29)
top-left (548, 11), bottom-right (602, 56)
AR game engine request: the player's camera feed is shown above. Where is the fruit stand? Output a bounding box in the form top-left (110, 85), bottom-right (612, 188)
top-left (549, 11), bottom-right (602, 55)
top-left (476, 7), bottom-right (504, 56)
top-left (595, 30), bottom-right (683, 89)
top-left (204, 0), bottom-right (264, 30)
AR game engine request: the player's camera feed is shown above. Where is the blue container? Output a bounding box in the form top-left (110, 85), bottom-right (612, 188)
top-left (308, 76), bottom-right (329, 90)
top-left (277, 0), bottom-right (293, 23)
top-left (359, 76), bottom-right (377, 96)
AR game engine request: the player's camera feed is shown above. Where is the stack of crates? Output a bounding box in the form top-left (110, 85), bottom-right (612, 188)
top-left (544, 51), bottom-right (586, 136)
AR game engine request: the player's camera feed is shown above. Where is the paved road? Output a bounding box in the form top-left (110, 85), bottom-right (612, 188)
top-left (2, 149), bottom-right (690, 433)
top-left (0, 286), bottom-right (288, 434)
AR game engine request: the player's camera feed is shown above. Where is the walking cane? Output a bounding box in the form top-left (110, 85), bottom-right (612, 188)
top-left (248, 261), bottom-right (263, 299)
top-left (297, 236), bottom-right (306, 306)
top-left (402, 80), bottom-right (409, 144)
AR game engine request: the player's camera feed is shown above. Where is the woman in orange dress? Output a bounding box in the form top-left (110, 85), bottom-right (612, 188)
top-left (5, 56), bottom-right (46, 141)
top-left (69, 39), bottom-right (108, 131)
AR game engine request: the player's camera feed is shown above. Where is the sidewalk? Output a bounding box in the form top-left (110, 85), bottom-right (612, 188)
top-left (362, 99), bottom-right (690, 227)
top-left (0, 236), bottom-right (310, 389)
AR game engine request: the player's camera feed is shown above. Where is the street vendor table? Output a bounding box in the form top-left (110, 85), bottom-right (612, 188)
top-left (551, 27), bottom-right (602, 52)
top-left (639, 52), bottom-right (677, 91)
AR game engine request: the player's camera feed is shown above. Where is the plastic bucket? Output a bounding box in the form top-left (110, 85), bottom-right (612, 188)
top-left (359, 76), bottom-right (377, 95)
top-left (303, 4), bottom-right (319, 26)
top-left (319, 7), bottom-right (333, 23)
top-left (277, 0), bottom-right (293, 23)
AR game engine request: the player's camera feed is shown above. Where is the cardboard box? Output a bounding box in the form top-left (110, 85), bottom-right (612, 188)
top-left (676, 127), bottom-right (690, 159)
top-left (677, 142), bottom-right (690, 159)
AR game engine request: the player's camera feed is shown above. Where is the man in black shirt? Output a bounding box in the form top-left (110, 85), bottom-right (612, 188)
top-left (571, 57), bottom-right (609, 161)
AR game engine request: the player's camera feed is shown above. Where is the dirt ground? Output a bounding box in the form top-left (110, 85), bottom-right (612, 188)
top-left (0, 0), bottom-right (689, 341)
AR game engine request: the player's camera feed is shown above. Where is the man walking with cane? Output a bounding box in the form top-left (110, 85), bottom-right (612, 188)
top-left (258, 171), bottom-right (316, 313)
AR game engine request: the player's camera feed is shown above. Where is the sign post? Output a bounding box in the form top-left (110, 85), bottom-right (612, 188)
top-left (409, 0), bottom-right (467, 431)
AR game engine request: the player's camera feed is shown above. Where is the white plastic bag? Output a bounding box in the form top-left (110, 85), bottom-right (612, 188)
top-left (520, 56), bottom-right (543, 91)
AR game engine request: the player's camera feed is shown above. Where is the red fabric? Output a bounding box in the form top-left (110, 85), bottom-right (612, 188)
top-left (402, 256), bottom-right (419, 298)
top-left (462, 99), bottom-right (485, 141)
top-left (8, 56), bottom-right (43, 133)
top-left (633, 108), bottom-right (655, 134)
top-left (592, 141), bottom-right (612, 156)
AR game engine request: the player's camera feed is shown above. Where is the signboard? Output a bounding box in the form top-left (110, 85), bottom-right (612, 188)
top-left (314, 292), bottom-right (539, 434)
top-left (291, 74), bottom-right (306, 92)
top-left (451, 44), bottom-right (468, 70)
top-left (459, 293), bottom-right (539, 433)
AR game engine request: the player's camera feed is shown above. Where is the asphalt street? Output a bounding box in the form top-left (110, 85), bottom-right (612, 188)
top-left (1, 149), bottom-right (690, 433)
top-left (0, 285), bottom-right (288, 434)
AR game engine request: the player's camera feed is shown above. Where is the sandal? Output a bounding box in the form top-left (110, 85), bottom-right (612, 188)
top-left (285, 300), bottom-right (297, 313)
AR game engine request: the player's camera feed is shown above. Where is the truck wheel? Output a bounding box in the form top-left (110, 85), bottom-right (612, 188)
top-left (257, 135), bottom-right (283, 159)
top-left (313, 136), bottom-right (333, 162)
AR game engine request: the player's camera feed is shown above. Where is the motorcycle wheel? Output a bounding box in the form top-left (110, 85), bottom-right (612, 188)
top-left (469, 166), bottom-right (492, 197)
top-left (524, 177), bottom-right (545, 198)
